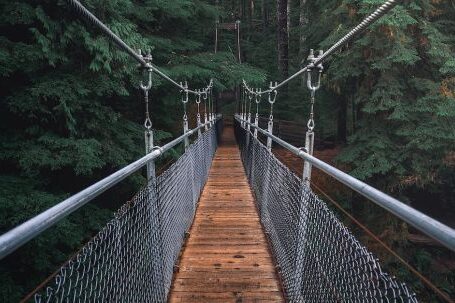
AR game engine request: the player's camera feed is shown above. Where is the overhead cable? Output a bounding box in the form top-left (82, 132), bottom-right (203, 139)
top-left (244, 0), bottom-right (400, 95)
top-left (66, 0), bottom-right (210, 95)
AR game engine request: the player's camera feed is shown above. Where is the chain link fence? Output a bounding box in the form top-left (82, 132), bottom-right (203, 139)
top-left (32, 122), bottom-right (219, 303)
top-left (234, 120), bottom-right (418, 303)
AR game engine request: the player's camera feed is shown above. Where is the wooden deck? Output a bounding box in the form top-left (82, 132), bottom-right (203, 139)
top-left (168, 127), bottom-right (284, 303)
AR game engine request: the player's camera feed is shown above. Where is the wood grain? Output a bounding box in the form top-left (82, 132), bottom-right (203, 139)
top-left (168, 127), bottom-right (284, 303)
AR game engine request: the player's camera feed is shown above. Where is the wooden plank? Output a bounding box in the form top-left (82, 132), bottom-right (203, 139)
top-left (169, 292), bottom-right (284, 303)
top-left (168, 126), bottom-right (284, 302)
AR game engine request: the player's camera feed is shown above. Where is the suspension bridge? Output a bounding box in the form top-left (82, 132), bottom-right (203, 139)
top-left (0, 0), bottom-right (454, 302)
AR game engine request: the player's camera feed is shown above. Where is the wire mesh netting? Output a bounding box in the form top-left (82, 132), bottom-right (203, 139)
top-left (32, 122), bottom-right (219, 303)
top-left (234, 119), bottom-right (418, 303)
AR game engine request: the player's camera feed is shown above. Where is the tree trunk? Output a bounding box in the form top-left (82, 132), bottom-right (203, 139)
top-left (261, 0), bottom-right (268, 29)
top-left (277, 0), bottom-right (289, 80)
top-left (287, 0), bottom-right (291, 39)
top-left (241, 0), bottom-right (246, 19)
top-left (298, 0), bottom-right (308, 66)
top-left (337, 95), bottom-right (348, 143)
top-left (249, 0), bottom-right (254, 24)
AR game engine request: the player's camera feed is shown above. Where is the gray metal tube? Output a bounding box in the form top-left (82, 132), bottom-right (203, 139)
top-left (235, 115), bottom-right (455, 252)
top-left (0, 118), bottom-right (220, 260)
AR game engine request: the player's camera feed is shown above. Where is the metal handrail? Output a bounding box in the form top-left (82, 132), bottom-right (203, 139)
top-left (235, 114), bottom-right (455, 252)
top-left (0, 116), bottom-right (222, 260)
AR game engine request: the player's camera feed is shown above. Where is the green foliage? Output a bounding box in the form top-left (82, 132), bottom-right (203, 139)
top-left (0, 175), bottom-right (112, 301)
top-left (319, 1), bottom-right (455, 193)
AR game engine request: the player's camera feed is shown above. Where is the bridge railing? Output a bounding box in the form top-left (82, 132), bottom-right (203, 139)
top-left (234, 115), bottom-right (455, 302)
top-left (235, 114), bottom-right (455, 251)
top-left (0, 117), bottom-right (222, 302)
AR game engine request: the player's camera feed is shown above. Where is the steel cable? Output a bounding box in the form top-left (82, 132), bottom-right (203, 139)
top-left (244, 0), bottom-right (401, 95)
top-left (66, 0), bottom-right (209, 95)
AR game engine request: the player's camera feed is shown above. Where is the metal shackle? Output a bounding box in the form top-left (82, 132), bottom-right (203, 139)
top-left (268, 82), bottom-right (278, 105)
top-left (139, 49), bottom-right (153, 91)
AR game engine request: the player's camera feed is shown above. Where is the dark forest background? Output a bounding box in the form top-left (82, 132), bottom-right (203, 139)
top-left (0, 0), bottom-right (454, 302)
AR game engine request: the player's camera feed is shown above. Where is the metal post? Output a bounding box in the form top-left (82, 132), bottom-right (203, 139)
top-left (291, 183), bottom-right (309, 302)
top-left (204, 92), bottom-right (209, 131)
top-left (302, 131), bottom-right (314, 186)
top-left (261, 155), bottom-right (272, 223)
top-left (196, 90), bottom-right (202, 137)
top-left (240, 87), bottom-right (244, 128)
top-left (145, 137), bottom-right (165, 301)
top-left (138, 50), bottom-right (156, 183)
top-left (266, 120), bottom-right (273, 151)
top-left (138, 50), bottom-right (165, 300)
top-left (247, 112), bottom-right (251, 136)
top-left (183, 117), bottom-right (189, 149)
top-left (211, 83), bottom-right (215, 126)
top-left (243, 89), bottom-right (247, 128)
top-left (253, 90), bottom-right (260, 138)
top-left (209, 80), bottom-right (213, 123)
top-left (145, 130), bottom-right (156, 183)
top-left (302, 49), bottom-right (323, 187)
top-left (266, 86), bottom-right (277, 152)
top-left (254, 114), bottom-right (259, 139)
top-left (180, 81), bottom-right (190, 150)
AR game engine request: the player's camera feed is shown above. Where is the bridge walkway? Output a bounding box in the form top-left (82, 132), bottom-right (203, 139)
top-left (168, 127), bottom-right (285, 303)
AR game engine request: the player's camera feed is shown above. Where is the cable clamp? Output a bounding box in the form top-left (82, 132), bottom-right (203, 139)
top-left (180, 81), bottom-right (189, 104)
top-left (150, 145), bottom-right (163, 155)
top-left (298, 147), bottom-right (308, 156)
top-left (307, 49), bottom-right (323, 91)
top-left (138, 49), bottom-right (153, 71)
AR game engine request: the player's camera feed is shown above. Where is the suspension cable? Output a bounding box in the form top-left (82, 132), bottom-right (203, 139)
top-left (306, 49), bottom-right (323, 132)
top-left (139, 51), bottom-right (153, 133)
top-left (248, 91), bottom-right (253, 118)
top-left (244, 0), bottom-right (400, 95)
top-left (266, 84), bottom-right (278, 150)
top-left (253, 89), bottom-right (262, 138)
top-left (66, 0), bottom-right (210, 95)
top-left (203, 89), bottom-right (208, 129)
top-left (310, 181), bottom-right (453, 303)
